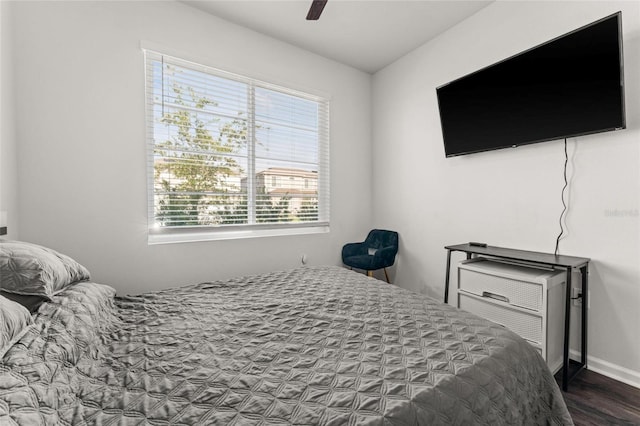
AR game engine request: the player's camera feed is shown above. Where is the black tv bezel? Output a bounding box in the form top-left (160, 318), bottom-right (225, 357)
top-left (437, 11), bottom-right (626, 158)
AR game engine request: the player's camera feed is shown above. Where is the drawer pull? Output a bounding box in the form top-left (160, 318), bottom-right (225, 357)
top-left (481, 291), bottom-right (510, 303)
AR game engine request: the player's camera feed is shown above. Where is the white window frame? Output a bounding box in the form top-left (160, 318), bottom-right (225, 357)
top-left (144, 49), bottom-right (330, 244)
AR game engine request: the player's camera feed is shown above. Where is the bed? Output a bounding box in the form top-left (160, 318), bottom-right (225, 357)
top-left (0, 240), bottom-right (572, 425)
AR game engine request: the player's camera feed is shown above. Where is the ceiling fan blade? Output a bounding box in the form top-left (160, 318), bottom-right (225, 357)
top-left (306, 0), bottom-right (328, 20)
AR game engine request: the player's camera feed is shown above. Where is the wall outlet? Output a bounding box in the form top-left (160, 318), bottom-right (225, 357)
top-left (571, 287), bottom-right (582, 306)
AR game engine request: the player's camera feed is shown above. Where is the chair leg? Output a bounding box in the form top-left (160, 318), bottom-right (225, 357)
top-left (367, 270), bottom-right (373, 278)
top-left (383, 268), bottom-right (390, 283)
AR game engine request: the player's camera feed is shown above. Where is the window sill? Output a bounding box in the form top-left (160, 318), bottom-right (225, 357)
top-left (148, 224), bottom-right (329, 245)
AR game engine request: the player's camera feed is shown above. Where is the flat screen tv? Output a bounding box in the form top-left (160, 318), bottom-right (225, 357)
top-left (437, 12), bottom-right (625, 157)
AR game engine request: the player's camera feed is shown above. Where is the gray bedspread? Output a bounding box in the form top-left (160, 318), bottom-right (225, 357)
top-left (0, 266), bottom-right (572, 425)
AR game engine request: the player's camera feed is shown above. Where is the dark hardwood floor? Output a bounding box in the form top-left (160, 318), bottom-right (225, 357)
top-left (556, 369), bottom-right (640, 425)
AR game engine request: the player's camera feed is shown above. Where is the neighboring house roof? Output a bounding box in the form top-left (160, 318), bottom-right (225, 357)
top-left (257, 168), bottom-right (318, 179)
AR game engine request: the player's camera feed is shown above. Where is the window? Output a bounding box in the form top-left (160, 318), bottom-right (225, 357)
top-left (144, 50), bottom-right (329, 243)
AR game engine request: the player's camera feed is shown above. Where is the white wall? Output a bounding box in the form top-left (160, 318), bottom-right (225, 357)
top-left (9, 1), bottom-right (372, 294)
top-left (373, 1), bottom-right (640, 386)
top-left (0, 1), bottom-right (18, 239)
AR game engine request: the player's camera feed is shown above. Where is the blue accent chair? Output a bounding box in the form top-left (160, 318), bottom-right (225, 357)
top-left (341, 229), bottom-right (399, 283)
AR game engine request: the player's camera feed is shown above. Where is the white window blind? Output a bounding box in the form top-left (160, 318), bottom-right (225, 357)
top-left (144, 50), bottom-right (329, 242)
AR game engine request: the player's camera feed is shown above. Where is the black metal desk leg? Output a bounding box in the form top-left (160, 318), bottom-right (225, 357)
top-left (562, 267), bottom-right (572, 391)
top-left (581, 265), bottom-right (588, 366)
top-left (444, 250), bottom-right (452, 304)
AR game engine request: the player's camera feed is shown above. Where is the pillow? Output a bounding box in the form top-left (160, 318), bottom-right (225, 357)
top-left (0, 294), bottom-right (33, 358)
top-left (0, 240), bottom-right (90, 299)
top-left (0, 291), bottom-right (46, 314)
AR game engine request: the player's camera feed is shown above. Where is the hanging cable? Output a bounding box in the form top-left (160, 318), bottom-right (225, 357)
top-left (554, 138), bottom-right (568, 256)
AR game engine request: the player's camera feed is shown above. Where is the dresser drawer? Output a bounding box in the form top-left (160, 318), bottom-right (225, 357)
top-left (458, 261), bottom-right (547, 311)
top-left (459, 292), bottom-right (542, 345)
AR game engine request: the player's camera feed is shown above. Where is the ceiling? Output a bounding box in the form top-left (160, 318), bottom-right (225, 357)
top-left (183, 1), bottom-right (493, 74)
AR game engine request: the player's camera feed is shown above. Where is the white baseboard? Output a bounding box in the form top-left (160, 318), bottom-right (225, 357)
top-left (570, 349), bottom-right (640, 389)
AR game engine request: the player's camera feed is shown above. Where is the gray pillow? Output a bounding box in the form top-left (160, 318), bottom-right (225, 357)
top-left (0, 291), bottom-right (46, 314)
top-left (0, 294), bottom-right (33, 358)
top-left (0, 240), bottom-right (90, 299)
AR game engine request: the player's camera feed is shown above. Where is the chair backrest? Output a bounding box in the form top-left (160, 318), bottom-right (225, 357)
top-left (365, 229), bottom-right (399, 251)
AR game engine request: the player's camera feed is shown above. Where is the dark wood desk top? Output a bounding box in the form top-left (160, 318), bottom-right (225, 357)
top-left (445, 243), bottom-right (590, 269)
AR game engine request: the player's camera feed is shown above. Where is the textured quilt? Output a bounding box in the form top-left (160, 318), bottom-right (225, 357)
top-left (0, 266), bottom-right (572, 425)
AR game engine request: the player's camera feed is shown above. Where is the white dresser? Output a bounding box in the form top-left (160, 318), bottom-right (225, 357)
top-left (457, 258), bottom-right (565, 373)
